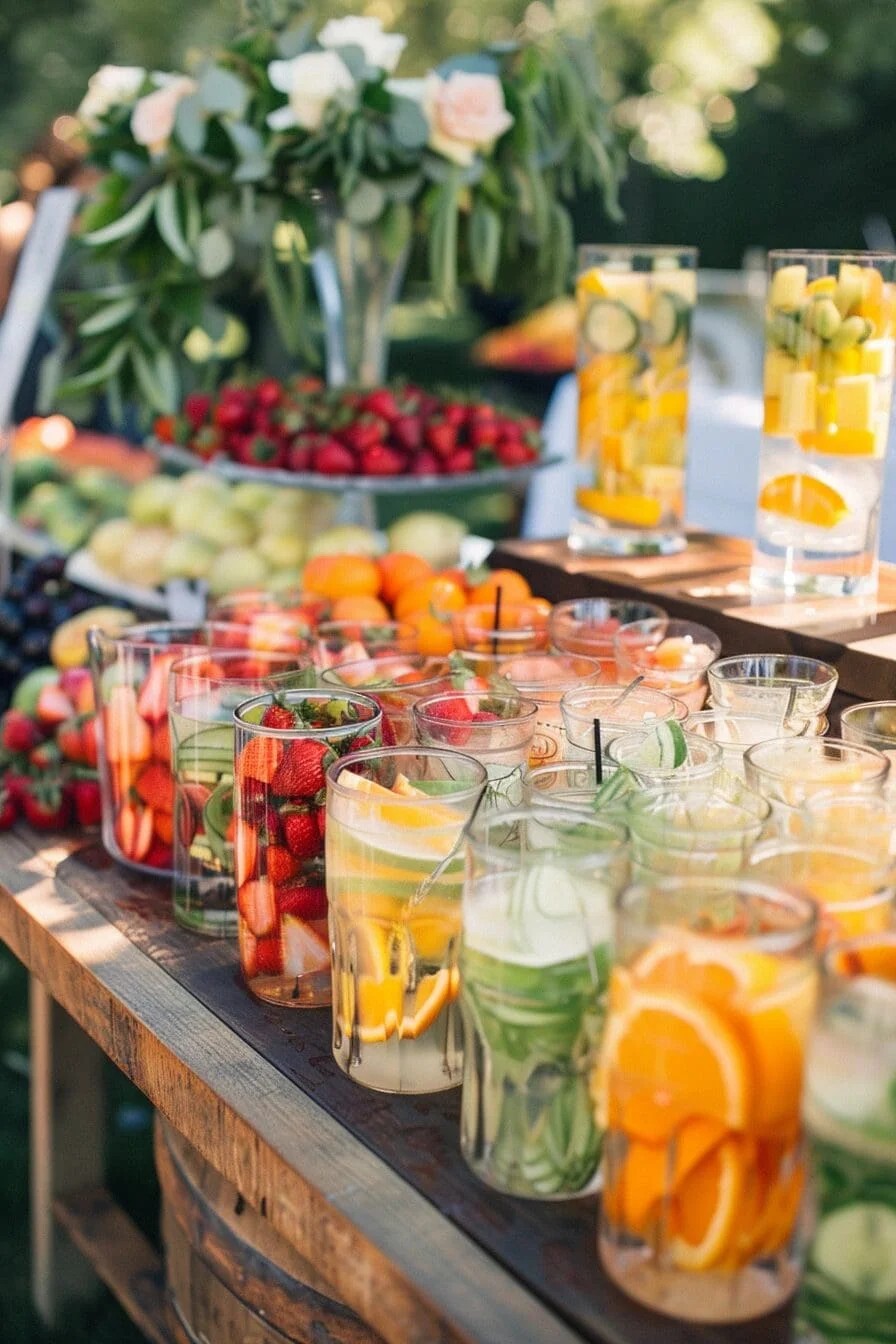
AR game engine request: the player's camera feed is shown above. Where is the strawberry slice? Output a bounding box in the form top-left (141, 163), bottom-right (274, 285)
top-left (281, 915), bottom-right (329, 976)
top-left (255, 937), bottom-right (284, 976)
top-left (239, 922), bottom-right (258, 979)
top-left (238, 877), bottom-right (277, 938)
top-left (266, 845), bottom-right (297, 885)
top-left (135, 761), bottom-right (175, 814)
top-left (104, 686), bottom-right (152, 764)
top-left (153, 812), bottom-right (174, 845)
top-left (35, 683), bottom-right (75, 729)
top-left (145, 840), bottom-right (173, 869)
top-left (137, 654), bottom-right (179, 723)
top-left (116, 802), bottom-right (155, 863)
top-left (276, 882), bottom-right (327, 920)
top-left (234, 819), bottom-right (258, 886)
top-left (152, 718), bottom-right (171, 764)
top-left (238, 736), bottom-right (283, 784)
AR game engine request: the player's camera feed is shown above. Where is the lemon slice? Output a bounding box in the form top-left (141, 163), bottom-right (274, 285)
top-left (576, 487), bottom-right (662, 528)
top-left (758, 473), bottom-right (848, 528)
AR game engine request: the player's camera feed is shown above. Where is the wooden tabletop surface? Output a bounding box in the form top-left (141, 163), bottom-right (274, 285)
top-left (0, 825), bottom-right (793, 1344)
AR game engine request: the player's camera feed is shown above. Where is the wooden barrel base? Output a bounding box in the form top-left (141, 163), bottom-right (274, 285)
top-left (155, 1116), bottom-right (382, 1344)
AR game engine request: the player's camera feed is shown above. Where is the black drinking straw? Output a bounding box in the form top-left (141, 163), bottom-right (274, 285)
top-left (593, 717), bottom-right (603, 784)
top-left (492, 585), bottom-right (503, 658)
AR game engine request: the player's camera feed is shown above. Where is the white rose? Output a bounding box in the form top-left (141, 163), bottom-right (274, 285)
top-left (317, 16), bottom-right (406, 74)
top-left (130, 75), bottom-right (197, 155)
top-left (78, 65), bottom-right (147, 129)
top-left (267, 51), bottom-right (356, 133)
top-left (424, 72), bottom-right (514, 167)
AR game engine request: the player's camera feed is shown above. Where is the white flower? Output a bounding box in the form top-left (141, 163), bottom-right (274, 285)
top-left (267, 51), bottom-right (356, 133)
top-left (130, 75), bottom-right (197, 155)
top-left (424, 71), bottom-right (514, 167)
top-left (317, 16), bottom-right (406, 74)
top-left (78, 65), bottom-right (146, 128)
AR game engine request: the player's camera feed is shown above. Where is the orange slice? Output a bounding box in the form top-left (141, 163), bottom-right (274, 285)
top-left (603, 1116), bottom-right (728, 1234)
top-left (833, 937), bottom-right (896, 982)
top-left (597, 987), bottom-right (750, 1140)
top-left (737, 965), bottom-right (816, 1134)
top-left (399, 967), bottom-right (459, 1039)
top-left (668, 1136), bottom-right (747, 1270)
top-left (356, 972), bottom-right (404, 1044)
top-left (633, 934), bottom-right (779, 1006)
top-left (757, 473), bottom-right (848, 528)
top-left (576, 487), bottom-right (662, 528)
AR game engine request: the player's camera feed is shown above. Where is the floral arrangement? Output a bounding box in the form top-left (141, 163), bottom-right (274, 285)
top-left (59, 0), bottom-right (622, 416)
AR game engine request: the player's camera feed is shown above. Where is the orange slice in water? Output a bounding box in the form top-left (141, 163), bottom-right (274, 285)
top-left (668, 1136), bottom-right (748, 1270)
top-left (758, 473), bottom-right (848, 528)
top-left (399, 967), bottom-right (459, 1039)
top-left (576, 487), bottom-right (663, 529)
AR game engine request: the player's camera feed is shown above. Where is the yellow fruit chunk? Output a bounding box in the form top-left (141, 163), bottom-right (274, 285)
top-left (813, 427), bottom-right (877, 456)
top-left (764, 349), bottom-right (798, 398)
top-left (770, 264), bottom-right (807, 311)
top-left (399, 967), bottom-right (459, 1039)
top-left (576, 487), bottom-right (662, 528)
top-left (834, 373), bottom-right (876, 431)
top-left (763, 395), bottom-right (781, 434)
top-left (577, 267), bottom-right (608, 299)
top-left (758, 474), bottom-right (848, 528)
top-left (780, 370), bottom-right (817, 433)
top-left (356, 972), bottom-right (404, 1043)
top-left (669, 1137), bottom-right (748, 1271)
top-left (807, 275), bottom-right (837, 297)
top-left (633, 935), bottom-right (779, 1003)
top-left (859, 339), bottom-right (895, 378)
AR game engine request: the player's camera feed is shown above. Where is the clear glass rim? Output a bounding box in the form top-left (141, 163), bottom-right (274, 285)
top-left (316, 618), bottom-right (415, 637)
top-left (822, 930), bottom-right (896, 979)
top-left (87, 620), bottom-right (246, 652)
top-left (707, 653), bottom-right (838, 689)
top-left (618, 874), bottom-right (819, 951)
top-left (233, 687), bottom-right (382, 738)
top-left (840, 701), bottom-right (896, 745)
top-left (412, 691), bottom-right (539, 727)
top-left (497, 653), bottom-right (603, 689)
top-left (169, 650), bottom-right (310, 705)
top-left (549, 597), bottom-right (668, 627)
top-left (561, 684), bottom-right (678, 716)
top-left (614, 617), bottom-right (722, 654)
top-left (522, 759), bottom-right (614, 784)
top-left (768, 248), bottom-right (896, 262)
top-left (743, 735), bottom-right (890, 782)
top-left (750, 836), bottom-right (894, 873)
top-left (578, 243), bottom-right (698, 261)
top-left (607, 727), bottom-right (723, 768)
top-left (319, 653), bottom-right (450, 690)
top-left (452, 601), bottom-right (548, 631)
top-left (327, 744), bottom-right (488, 801)
top-left (629, 782), bottom-right (771, 831)
top-left (468, 805), bottom-right (628, 853)
top-left (210, 588), bottom-right (326, 609)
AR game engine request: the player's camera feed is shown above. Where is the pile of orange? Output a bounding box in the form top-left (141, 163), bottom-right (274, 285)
top-left (596, 934), bottom-right (816, 1272)
top-left (302, 554), bottom-right (547, 655)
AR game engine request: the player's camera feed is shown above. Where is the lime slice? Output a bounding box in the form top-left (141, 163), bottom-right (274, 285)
top-left (629, 721), bottom-right (688, 771)
top-left (811, 1203), bottom-right (896, 1299)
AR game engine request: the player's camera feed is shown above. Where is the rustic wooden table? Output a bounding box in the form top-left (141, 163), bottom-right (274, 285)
top-left (5, 531), bottom-right (894, 1344)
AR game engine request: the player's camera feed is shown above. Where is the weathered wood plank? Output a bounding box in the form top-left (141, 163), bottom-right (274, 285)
top-left (0, 831), bottom-right (589, 1344)
top-left (53, 1186), bottom-right (173, 1344)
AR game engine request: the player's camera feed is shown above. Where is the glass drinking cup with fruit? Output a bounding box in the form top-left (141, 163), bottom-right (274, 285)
top-left (321, 653), bottom-right (452, 745)
top-left (168, 651), bottom-right (311, 937)
top-left (613, 618), bottom-right (721, 712)
top-left (88, 622), bottom-right (247, 877)
top-left (570, 245), bottom-right (698, 556)
top-left (232, 690), bottom-right (382, 1007)
top-left (752, 250), bottom-right (896, 597)
top-left (412, 691), bottom-right (539, 811)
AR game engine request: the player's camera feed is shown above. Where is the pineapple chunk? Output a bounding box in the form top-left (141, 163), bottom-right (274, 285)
top-left (780, 370), bottom-right (817, 433)
top-left (770, 264), bottom-right (808, 311)
top-left (835, 263), bottom-right (866, 316)
top-left (834, 374), bottom-right (876, 431)
top-left (764, 348), bottom-right (798, 398)
top-left (807, 276), bottom-right (837, 296)
top-left (859, 339), bottom-right (895, 379)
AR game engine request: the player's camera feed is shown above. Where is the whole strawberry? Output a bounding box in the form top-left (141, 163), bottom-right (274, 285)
top-left (72, 776), bottom-right (102, 827)
top-left (260, 699), bottom-right (299, 730)
top-left (22, 781), bottom-right (72, 831)
top-left (271, 739), bottom-right (331, 799)
top-left (1, 709), bottom-right (41, 755)
top-left (0, 785), bottom-right (18, 830)
top-left (276, 881), bottom-right (328, 920)
top-left (184, 392), bottom-right (212, 431)
top-left (312, 439), bottom-right (356, 476)
top-left (281, 808), bottom-right (320, 860)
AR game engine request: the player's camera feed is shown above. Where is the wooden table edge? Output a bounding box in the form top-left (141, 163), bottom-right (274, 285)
top-left (0, 830), bottom-right (587, 1344)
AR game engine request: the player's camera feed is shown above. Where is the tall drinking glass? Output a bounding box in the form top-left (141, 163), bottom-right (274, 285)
top-left (321, 653), bottom-right (452, 744)
top-left (570, 245), bottom-right (698, 556)
top-left (326, 747), bottom-right (487, 1092)
top-left (686, 709), bottom-right (815, 781)
top-left (752, 249), bottom-right (896, 597)
top-left (840, 701), bottom-right (896, 778)
top-left (706, 653), bottom-right (837, 723)
top-left (168, 650), bottom-right (311, 936)
top-left (598, 875), bottom-right (818, 1322)
top-left (460, 808), bottom-right (628, 1198)
top-left (627, 782), bottom-right (770, 876)
top-left (797, 936), bottom-right (896, 1343)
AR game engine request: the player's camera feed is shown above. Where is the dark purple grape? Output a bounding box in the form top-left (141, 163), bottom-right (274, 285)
top-left (65, 590), bottom-right (96, 616)
top-left (22, 594), bottom-right (53, 626)
top-left (33, 555), bottom-right (67, 582)
top-left (5, 572), bottom-right (28, 601)
top-left (0, 650), bottom-right (22, 679)
top-left (0, 600), bottom-right (23, 638)
top-left (21, 630), bottom-right (51, 661)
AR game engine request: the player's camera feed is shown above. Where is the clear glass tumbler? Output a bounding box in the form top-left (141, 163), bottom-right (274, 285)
top-left (412, 691), bottom-right (538, 811)
top-left (548, 598), bottom-right (668, 679)
top-left (751, 249), bottom-right (896, 597)
top-left (614, 617), bottom-right (721, 712)
top-left (321, 652), bottom-right (452, 744)
top-left (497, 652), bottom-right (602, 767)
top-left (570, 244), bottom-right (698, 556)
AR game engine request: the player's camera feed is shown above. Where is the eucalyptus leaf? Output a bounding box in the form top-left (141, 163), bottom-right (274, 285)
top-left (469, 200), bottom-right (500, 290)
top-left (335, 44), bottom-right (374, 82)
top-left (36, 346), bottom-right (65, 415)
top-left (428, 180), bottom-right (459, 308)
top-left (379, 202), bottom-right (412, 264)
top-left (390, 98), bottom-right (429, 151)
top-left (174, 95), bottom-right (207, 154)
top-left (153, 348), bottom-right (180, 411)
top-left (262, 235), bottom-right (302, 357)
top-left (131, 345), bottom-right (169, 414)
top-left (196, 226), bottom-right (235, 278)
top-left (55, 340), bottom-right (129, 395)
top-left (81, 188), bottom-right (159, 247)
top-left (233, 156), bottom-right (268, 183)
top-left (182, 179), bottom-right (202, 246)
top-left (104, 373), bottom-right (125, 429)
top-left (345, 179), bottom-right (386, 225)
top-left (200, 303), bottom-right (228, 341)
top-left (198, 65), bottom-right (249, 119)
top-left (110, 151), bottom-right (148, 178)
top-left (225, 121), bottom-right (265, 159)
top-left (379, 172), bottom-right (423, 204)
top-left (78, 296), bottom-right (140, 337)
top-left (275, 19), bottom-right (313, 58)
top-left (154, 182), bottom-right (194, 264)
top-left (437, 53), bottom-right (500, 77)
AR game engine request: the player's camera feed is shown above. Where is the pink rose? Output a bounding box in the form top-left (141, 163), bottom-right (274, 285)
top-left (131, 75), bottom-right (197, 155)
top-left (427, 72), bottom-right (514, 166)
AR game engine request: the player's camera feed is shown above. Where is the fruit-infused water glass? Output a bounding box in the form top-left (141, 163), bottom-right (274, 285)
top-left (627, 782), bottom-right (770, 877)
top-left (686, 710), bottom-right (813, 782)
top-left (208, 589), bottom-right (328, 653)
top-left (548, 598), bottom-right (668, 678)
top-left (451, 602), bottom-right (550, 676)
top-left (321, 653), bottom-right (451, 745)
top-left (521, 760), bottom-right (631, 821)
top-left (796, 935), bottom-right (896, 1344)
top-left (412, 692), bottom-right (538, 811)
top-left (570, 245), bottom-right (698, 556)
top-left (606, 723), bottom-right (722, 787)
top-left (326, 746), bottom-right (487, 1092)
top-left (88, 622), bottom-right (248, 877)
top-left (743, 737), bottom-right (890, 835)
top-left (841, 701), bottom-right (896, 782)
top-left (560, 683), bottom-right (686, 762)
top-left (614, 618), bottom-right (720, 712)
top-left (460, 809), bottom-right (629, 1198)
top-left (497, 652), bottom-right (602, 767)
top-left (748, 841), bottom-right (895, 942)
top-left (707, 654), bottom-right (837, 724)
top-left (312, 620), bottom-right (417, 670)
top-left (168, 651), bottom-right (311, 936)
top-left (233, 690), bottom-right (382, 1007)
top-left (597, 875), bottom-right (818, 1322)
top-left (752, 250), bottom-right (896, 597)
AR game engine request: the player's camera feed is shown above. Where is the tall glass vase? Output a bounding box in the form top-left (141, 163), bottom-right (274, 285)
top-left (309, 192), bottom-right (410, 389)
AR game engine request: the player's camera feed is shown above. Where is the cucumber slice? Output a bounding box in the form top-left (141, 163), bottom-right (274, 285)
top-left (583, 299), bottom-right (640, 354)
top-left (590, 768), bottom-right (635, 812)
top-left (629, 721), bottom-right (688, 771)
top-left (652, 290), bottom-right (690, 345)
top-left (811, 1203), bottom-right (896, 1300)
